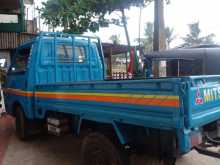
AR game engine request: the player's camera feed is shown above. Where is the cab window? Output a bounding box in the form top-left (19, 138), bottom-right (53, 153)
top-left (56, 44), bottom-right (73, 62)
top-left (56, 44), bottom-right (86, 63)
top-left (11, 47), bottom-right (31, 73)
top-left (75, 46), bottom-right (86, 63)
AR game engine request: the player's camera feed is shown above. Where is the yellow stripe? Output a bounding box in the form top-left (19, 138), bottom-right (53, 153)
top-left (3, 88), bottom-right (179, 107)
top-left (3, 88), bottom-right (179, 100)
top-left (35, 92), bottom-right (179, 100)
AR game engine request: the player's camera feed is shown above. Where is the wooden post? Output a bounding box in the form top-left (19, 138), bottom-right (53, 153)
top-left (121, 9), bottom-right (131, 49)
top-left (153, 0), bottom-right (166, 77)
top-left (107, 48), bottom-right (113, 79)
top-left (125, 52), bottom-right (128, 78)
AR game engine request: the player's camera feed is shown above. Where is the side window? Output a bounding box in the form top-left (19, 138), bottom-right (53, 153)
top-left (11, 47), bottom-right (31, 72)
top-left (56, 44), bottom-right (73, 62)
top-left (56, 44), bottom-right (86, 63)
top-left (41, 41), bottom-right (53, 65)
top-left (75, 46), bottom-right (86, 63)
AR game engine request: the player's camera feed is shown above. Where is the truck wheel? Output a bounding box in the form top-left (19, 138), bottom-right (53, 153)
top-left (163, 158), bottom-right (176, 165)
top-left (81, 133), bottom-right (129, 165)
top-left (15, 106), bottom-right (29, 140)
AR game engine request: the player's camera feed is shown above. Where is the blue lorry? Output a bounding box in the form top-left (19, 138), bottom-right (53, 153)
top-left (3, 32), bottom-right (220, 165)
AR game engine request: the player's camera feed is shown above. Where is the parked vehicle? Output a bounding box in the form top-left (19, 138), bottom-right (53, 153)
top-left (3, 32), bottom-right (220, 165)
top-left (145, 46), bottom-right (220, 77)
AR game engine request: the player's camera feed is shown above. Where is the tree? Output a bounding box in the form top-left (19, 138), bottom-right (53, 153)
top-left (165, 27), bottom-right (176, 48)
top-left (40, 0), bottom-right (153, 34)
top-left (143, 22), bottom-right (154, 52)
top-left (181, 22), bottom-right (215, 47)
top-left (140, 22), bottom-right (175, 52)
top-left (40, 0), bottom-right (73, 32)
top-left (110, 35), bottom-right (121, 44)
top-left (40, 0), bottom-right (156, 52)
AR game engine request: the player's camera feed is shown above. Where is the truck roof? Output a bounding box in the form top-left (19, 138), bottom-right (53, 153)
top-left (39, 36), bottom-right (94, 46)
top-left (18, 32), bottom-right (101, 49)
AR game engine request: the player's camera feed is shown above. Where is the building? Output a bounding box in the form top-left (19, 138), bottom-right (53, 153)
top-left (0, 0), bottom-right (36, 71)
top-left (0, 0), bottom-right (25, 32)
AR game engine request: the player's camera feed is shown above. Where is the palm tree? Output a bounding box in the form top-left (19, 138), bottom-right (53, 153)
top-left (141, 22), bottom-right (175, 52)
top-left (182, 22), bottom-right (215, 47)
top-left (110, 35), bottom-right (121, 44)
top-left (165, 27), bottom-right (176, 49)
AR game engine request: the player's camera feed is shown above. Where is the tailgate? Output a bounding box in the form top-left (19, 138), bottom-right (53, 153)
top-left (186, 76), bottom-right (220, 128)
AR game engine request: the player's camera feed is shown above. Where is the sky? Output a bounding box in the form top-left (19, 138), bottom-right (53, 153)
top-left (33, 0), bottom-right (220, 48)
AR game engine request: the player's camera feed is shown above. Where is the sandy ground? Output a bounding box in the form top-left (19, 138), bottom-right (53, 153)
top-left (1, 133), bottom-right (220, 165)
top-left (0, 116), bottom-right (13, 165)
top-left (1, 116), bottom-right (220, 165)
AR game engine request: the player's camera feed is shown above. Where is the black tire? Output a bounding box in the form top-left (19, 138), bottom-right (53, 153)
top-left (163, 158), bottom-right (176, 165)
top-left (15, 105), bottom-right (29, 140)
top-left (81, 133), bottom-right (129, 165)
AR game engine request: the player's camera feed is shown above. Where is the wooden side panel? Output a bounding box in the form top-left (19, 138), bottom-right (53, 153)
top-left (0, 32), bottom-right (35, 49)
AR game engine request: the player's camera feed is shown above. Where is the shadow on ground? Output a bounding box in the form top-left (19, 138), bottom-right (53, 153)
top-left (1, 116), bottom-right (220, 165)
top-left (3, 134), bottom-right (81, 165)
top-left (0, 116), bottom-right (14, 165)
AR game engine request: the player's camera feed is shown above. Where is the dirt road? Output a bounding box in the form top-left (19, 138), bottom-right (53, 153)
top-left (1, 116), bottom-right (220, 165)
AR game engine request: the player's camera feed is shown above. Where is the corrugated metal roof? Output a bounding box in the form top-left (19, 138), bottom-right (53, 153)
top-left (102, 43), bottom-right (141, 57)
top-left (0, 32), bottom-right (36, 49)
top-left (144, 47), bottom-right (220, 61)
top-left (102, 43), bottom-right (129, 56)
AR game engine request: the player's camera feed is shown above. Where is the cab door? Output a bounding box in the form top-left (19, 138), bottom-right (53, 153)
top-left (4, 45), bottom-right (32, 117)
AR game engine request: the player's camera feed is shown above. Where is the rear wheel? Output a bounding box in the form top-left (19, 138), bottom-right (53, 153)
top-left (15, 106), bottom-right (29, 140)
top-left (81, 133), bottom-right (129, 165)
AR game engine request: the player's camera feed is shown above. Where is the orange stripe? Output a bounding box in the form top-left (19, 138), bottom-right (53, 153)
top-left (35, 93), bottom-right (179, 107)
top-left (3, 88), bottom-right (179, 107)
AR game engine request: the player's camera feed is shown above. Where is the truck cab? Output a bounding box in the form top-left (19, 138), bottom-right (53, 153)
top-left (4, 33), bottom-right (104, 119)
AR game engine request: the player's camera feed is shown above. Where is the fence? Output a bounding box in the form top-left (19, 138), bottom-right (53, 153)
top-left (112, 72), bottom-right (133, 80)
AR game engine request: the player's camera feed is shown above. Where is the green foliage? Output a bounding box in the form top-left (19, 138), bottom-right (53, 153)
top-left (40, 0), bottom-right (153, 34)
top-left (182, 22), bottom-right (215, 47)
top-left (143, 22), bottom-right (154, 52)
top-left (39, 0), bottom-right (102, 33)
top-left (165, 27), bottom-right (176, 48)
top-left (110, 35), bottom-right (121, 44)
top-left (140, 22), bottom-right (175, 52)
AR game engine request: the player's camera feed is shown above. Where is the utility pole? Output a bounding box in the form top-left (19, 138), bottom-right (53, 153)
top-left (138, 5), bottom-right (143, 49)
top-left (121, 8), bottom-right (131, 48)
top-left (121, 8), bottom-right (131, 76)
top-left (38, 10), bottom-right (41, 32)
top-left (153, 0), bottom-right (166, 51)
top-left (153, 0), bottom-right (166, 77)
